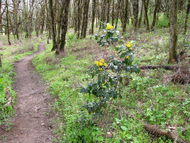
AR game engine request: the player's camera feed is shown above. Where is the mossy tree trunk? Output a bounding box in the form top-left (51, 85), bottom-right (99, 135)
top-left (96, 0), bottom-right (100, 28)
top-left (60, 0), bottom-right (70, 52)
top-left (40, 6), bottom-right (45, 34)
top-left (23, 0), bottom-right (29, 38)
top-left (49, 0), bottom-right (58, 52)
top-left (106, 0), bottom-right (111, 23)
top-left (169, 0), bottom-right (178, 63)
top-left (121, 0), bottom-right (128, 32)
top-left (142, 0), bottom-right (149, 31)
top-left (184, 0), bottom-right (190, 34)
top-left (138, 0), bottom-right (143, 28)
top-left (49, 0), bottom-right (70, 54)
top-left (111, 0), bottom-right (115, 26)
top-left (132, 0), bottom-right (139, 31)
top-left (99, 0), bottom-right (106, 29)
top-left (35, 11), bottom-right (40, 37)
top-left (28, 0), bottom-right (35, 38)
top-left (91, 0), bottom-right (96, 34)
top-left (6, 0), bottom-right (11, 45)
top-left (151, 0), bottom-right (161, 30)
top-left (45, 0), bottom-right (51, 44)
top-left (12, 0), bottom-right (20, 40)
top-left (76, 0), bottom-right (82, 39)
top-left (115, 0), bottom-right (121, 29)
top-left (0, 0), bottom-right (2, 32)
top-left (81, 0), bottom-right (90, 38)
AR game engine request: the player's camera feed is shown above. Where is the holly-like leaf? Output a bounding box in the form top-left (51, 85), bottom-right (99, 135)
top-left (80, 88), bottom-right (88, 93)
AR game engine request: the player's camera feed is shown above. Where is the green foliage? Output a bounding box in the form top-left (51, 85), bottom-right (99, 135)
top-left (0, 62), bottom-right (15, 125)
top-left (81, 23), bottom-right (140, 121)
top-left (32, 23), bottom-right (190, 142)
top-left (66, 32), bottom-right (76, 47)
top-left (113, 117), bottom-right (150, 142)
top-left (81, 59), bottom-right (122, 116)
top-left (0, 74), bottom-right (5, 103)
top-left (63, 112), bottom-right (104, 143)
top-left (156, 14), bottom-right (169, 28)
top-left (177, 10), bottom-right (190, 29)
top-left (93, 22), bottom-right (120, 46)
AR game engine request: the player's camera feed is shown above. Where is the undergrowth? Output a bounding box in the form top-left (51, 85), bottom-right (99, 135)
top-left (33, 27), bottom-right (190, 142)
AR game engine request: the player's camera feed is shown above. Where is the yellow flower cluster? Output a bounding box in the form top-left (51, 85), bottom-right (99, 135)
top-left (124, 41), bottom-right (133, 50)
top-left (126, 56), bottom-right (129, 59)
top-left (105, 23), bottom-right (114, 30)
top-left (95, 59), bottom-right (107, 71)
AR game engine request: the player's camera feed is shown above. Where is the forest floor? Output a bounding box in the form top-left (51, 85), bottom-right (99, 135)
top-left (0, 42), bottom-right (54, 143)
top-left (0, 28), bottom-right (189, 142)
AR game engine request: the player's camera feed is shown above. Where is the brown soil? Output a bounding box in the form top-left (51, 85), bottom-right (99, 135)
top-left (1, 42), bottom-right (54, 143)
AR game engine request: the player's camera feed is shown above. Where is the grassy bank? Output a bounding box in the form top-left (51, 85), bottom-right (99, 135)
top-left (0, 34), bottom-right (41, 126)
top-left (33, 28), bottom-right (190, 142)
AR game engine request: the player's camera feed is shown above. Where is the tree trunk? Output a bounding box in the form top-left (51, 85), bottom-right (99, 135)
top-left (74, 0), bottom-right (77, 33)
top-left (132, 0), bottom-right (139, 31)
top-left (151, 0), bottom-right (161, 30)
top-left (184, 0), bottom-right (190, 34)
top-left (168, 0), bottom-right (178, 63)
top-left (35, 11), bottom-right (40, 37)
top-left (40, 6), bottom-right (45, 34)
top-left (178, 0), bottom-right (184, 10)
top-left (77, 0), bottom-right (82, 38)
top-left (0, 0), bottom-right (2, 32)
top-left (49, 0), bottom-right (58, 52)
top-left (99, 0), bottom-right (106, 29)
top-left (111, 0), bottom-right (115, 26)
top-left (138, 0), bottom-right (143, 28)
top-left (28, 1), bottom-right (35, 38)
top-left (106, 0), bottom-right (111, 23)
top-left (23, 0), bottom-right (29, 38)
top-left (59, 0), bottom-right (70, 52)
top-left (57, 1), bottom-right (65, 51)
top-left (95, 0), bottom-right (99, 28)
top-left (81, 0), bottom-right (90, 38)
top-left (142, 0), bottom-right (149, 31)
top-left (115, 0), bottom-right (121, 29)
top-left (6, 0), bottom-right (11, 45)
top-left (91, 0), bottom-right (96, 34)
top-left (45, 0), bottom-right (50, 44)
top-left (121, 0), bottom-right (128, 32)
top-left (12, 0), bottom-right (20, 40)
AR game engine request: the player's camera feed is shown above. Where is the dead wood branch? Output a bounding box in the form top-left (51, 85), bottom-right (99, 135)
top-left (144, 124), bottom-right (185, 143)
top-left (111, 105), bottom-right (186, 143)
top-left (138, 65), bottom-right (185, 70)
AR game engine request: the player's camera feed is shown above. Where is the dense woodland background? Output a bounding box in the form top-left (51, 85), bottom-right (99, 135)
top-left (0, 0), bottom-right (190, 142)
top-left (0, 0), bottom-right (190, 61)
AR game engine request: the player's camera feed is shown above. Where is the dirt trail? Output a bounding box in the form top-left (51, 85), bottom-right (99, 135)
top-left (2, 42), bottom-right (54, 143)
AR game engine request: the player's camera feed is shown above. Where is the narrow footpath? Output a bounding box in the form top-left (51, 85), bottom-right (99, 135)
top-left (3, 42), bottom-right (54, 143)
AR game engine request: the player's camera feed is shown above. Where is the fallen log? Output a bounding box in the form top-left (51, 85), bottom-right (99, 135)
top-left (138, 65), bottom-right (184, 70)
top-left (111, 105), bottom-right (186, 143)
top-left (144, 124), bottom-right (185, 143)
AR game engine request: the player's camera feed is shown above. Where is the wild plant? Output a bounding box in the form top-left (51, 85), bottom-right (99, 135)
top-left (80, 23), bottom-right (140, 119)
